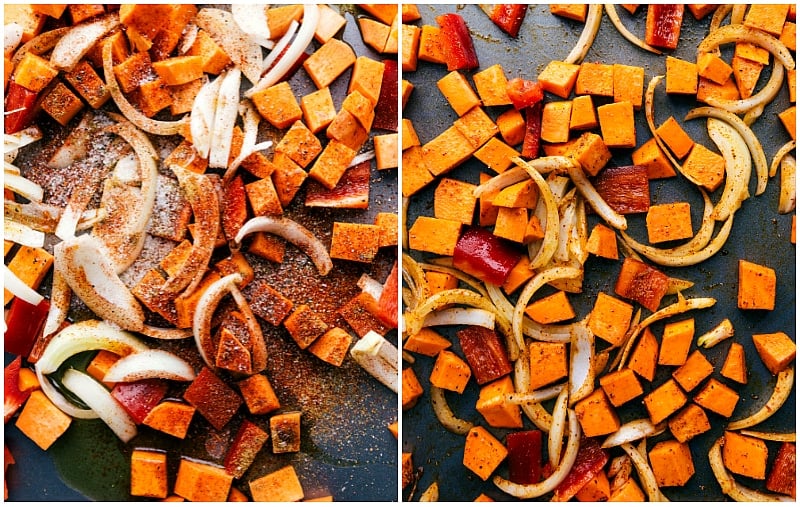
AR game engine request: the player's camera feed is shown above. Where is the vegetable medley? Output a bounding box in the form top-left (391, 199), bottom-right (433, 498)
top-left (4, 3), bottom-right (398, 501)
top-left (401, 3), bottom-right (795, 502)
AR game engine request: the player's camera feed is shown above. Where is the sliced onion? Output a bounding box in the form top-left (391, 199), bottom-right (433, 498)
top-left (564, 4), bottom-right (602, 64)
top-left (235, 216), bottom-right (333, 276)
top-left (644, 76), bottom-right (685, 179)
top-left (50, 13), bottom-right (119, 71)
top-left (685, 106), bottom-right (768, 196)
top-left (770, 140), bottom-right (796, 178)
top-left (728, 366), bottom-right (794, 430)
top-left (4, 219), bottom-right (44, 247)
top-left (4, 22), bottom-right (23, 55)
top-left (262, 20), bottom-right (298, 70)
top-left (699, 24), bottom-right (795, 70)
top-left (402, 252), bottom-right (430, 310)
top-left (430, 385), bottom-right (474, 435)
top-left (195, 8), bottom-right (264, 84)
top-left (54, 234), bottom-right (145, 332)
top-left (231, 4), bottom-right (273, 48)
top-left (4, 200), bottom-right (102, 234)
top-left (621, 443), bottom-right (669, 502)
top-left (602, 419), bottom-right (664, 448)
top-left (4, 172), bottom-right (43, 202)
top-left (350, 331), bottom-right (398, 393)
top-left (229, 284), bottom-right (268, 373)
top-left (730, 4), bottom-right (746, 24)
top-left (419, 261), bottom-right (489, 299)
top-left (604, 4), bottom-right (661, 54)
top-left (514, 355), bottom-right (553, 431)
top-left (709, 438), bottom-right (794, 501)
top-left (505, 383), bottom-right (567, 405)
top-left (103, 349), bottom-right (195, 382)
top-left (422, 307), bottom-right (496, 329)
top-left (190, 74), bottom-right (221, 160)
top-left (419, 481), bottom-right (439, 502)
top-left (43, 270), bottom-right (71, 337)
top-left (548, 386), bottom-right (569, 468)
top-left (4, 125), bottom-right (42, 160)
top-left (740, 430), bottom-right (796, 442)
top-left (11, 26), bottom-right (70, 66)
top-left (61, 369), bottom-right (137, 442)
top-left (406, 288), bottom-right (503, 336)
top-left (568, 321), bottom-right (595, 405)
top-left (564, 157), bottom-right (627, 230)
top-left (224, 101), bottom-right (264, 181)
top-left (473, 166), bottom-right (528, 197)
top-left (708, 118), bottom-right (751, 220)
top-left (246, 4), bottom-right (320, 97)
top-left (208, 68), bottom-right (241, 169)
top-left (139, 325), bottom-right (194, 340)
top-left (666, 277), bottom-right (695, 295)
top-left (512, 157), bottom-right (565, 268)
top-left (779, 154), bottom-right (796, 214)
top-left (3, 264), bottom-right (44, 306)
top-left (696, 318), bottom-right (735, 348)
top-left (493, 410), bottom-right (581, 498)
top-left (358, 273), bottom-right (385, 301)
top-left (193, 273), bottom-right (242, 368)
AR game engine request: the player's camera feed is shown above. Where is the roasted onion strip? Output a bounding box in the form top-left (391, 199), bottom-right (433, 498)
top-left (770, 140), bottom-right (796, 178)
top-left (564, 4), bottom-right (602, 64)
top-left (430, 385), bottom-right (474, 435)
top-left (235, 216), bottom-right (333, 276)
top-left (727, 366), bottom-right (794, 430)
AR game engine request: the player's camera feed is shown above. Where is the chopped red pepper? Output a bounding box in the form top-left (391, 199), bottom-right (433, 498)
top-left (4, 356), bottom-right (33, 424)
top-left (224, 419), bottom-right (269, 479)
top-left (645, 4), bottom-right (684, 50)
top-left (591, 165), bottom-right (651, 214)
top-left (614, 257), bottom-right (670, 312)
top-left (551, 437), bottom-right (609, 502)
top-left (507, 429), bottom-right (543, 484)
top-left (373, 59), bottom-right (398, 131)
top-left (506, 78), bottom-right (544, 110)
top-left (111, 378), bottom-right (169, 425)
top-left (486, 4), bottom-right (527, 38)
top-left (457, 326), bottom-right (512, 385)
top-left (305, 160), bottom-right (371, 208)
top-left (453, 226), bottom-right (521, 286)
top-left (521, 102), bottom-right (543, 159)
top-left (767, 442), bottom-right (796, 498)
top-left (4, 82), bottom-right (39, 134)
top-left (436, 13), bottom-right (480, 71)
top-left (4, 297), bottom-right (50, 357)
top-left (377, 260), bottom-right (399, 329)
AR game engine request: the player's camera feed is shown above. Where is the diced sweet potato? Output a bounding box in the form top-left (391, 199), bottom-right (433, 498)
top-left (185, 30), bottom-right (232, 75)
top-left (586, 223), bottom-right (618, 259)
top-left (130, 449), bottom-right (168, 498)
top-left (528, 342), bottom-right (568, 390)
top-left (575, 388), bottom-right (621, 437)
top-left (337, 292), bottom-right (390, 338)
top-left (14, 390), bottom-right (71, 450)
top-left (575, 62), bottom-right (614, 97)
top-left (698, 52), bottom-right (733, 85)
top-left (672, 349), bottom-right (714, 391)
top-left (408, 216), bottom-right (462, 255)
top-left (251, 81), bottom-right (302, 130)
top-left (737, 259), bottom-right (776, 310)
top-left (599, 368), bottom-right (644, 407)
top-left (283, 305), bottom-right (329, 349)
top-left (587, 292), bottom-right (633, 346)
top-left (496, 108), bottom-right (526, 146)
top-left (682, 143), bottom-right (726, 192)
top-left (13, 53), bottom-right (58, 93)
top-left (315, 4), bottom-right (346, 43)
top-left (41, 81), bottom-right (84, 126)
top-left (613, 64), bottom-right (645, 109)
top-left (249, 465), bottom-right (305, 502)
top-left (538, 60), bottom-right (580, 99)
top-left (237, 373), bottom-right (281, 415)
top-left (723, 431), bottom-right (768, 479)
top-left (665, 56), bottom-right (698, 95)
top-left (693, 378), bottom-right (739, 417)
top-left (330, 222), bottom-right (381, 263)
top-left (183, 368), bottom-right (242, 430)
top-left (566, 132), bottom-right (612, 177)
top-left (463, 426), bottom-right (508, 481)
top-left (476, 376), bottom-right (522, 428)
top-left (326, 109), bottom-right (368, 151)
top-left (374, 133), bottom-right (398, 170)
top-left (142, 401), bottom-right (195, 439)
top-left (4, 246), bottom-right (54, 305)
top-left (569, 94), bottom-right (598, 130)
top-left (646, 202), bottom-right (694, 244)
top-left (743, 4), bottom-right (789, 36)
top-left (550, 4), bottom-right (588, 21)
top-left (525, 290), bottom-right (575, 324)
top-left (597, 101), bottom-right (636, 148)
top-left (304, 38), bottom-right (356, 89)
top-left (658, 318), bottom-right (695, 366)
top-left (630, 327), bottom-right (659, 381)
top-left (402, 367), bottom-right (424, 410)
top-left (473, 64), bottom-right (512, 107)
top-left (643, 379), bottom-right (687, 424)
top-left (300, 87), bottom-right (337, 134)
top-left (632, 138), bottom-right (676, 179)
top-left (404, 328), bottom-right (452, 357)
top-left (308, 327), bottom-right (353, 367)
top-left (752, 332), bottom-right (796, 375)
top-left (430, 350), bottom-right (472, 393)
top-left (668, 403), bottom-right (711, 443)
top-left (270, 411), bottom-right (302, 454)
top-left (541, 101), bottom-right (572, 143)
top-left (174, 458), bottom-right (233, 502)
top-left (649, 440), bottom-right (694, 486)
top-left (437, 70), bottom-right (481, 116)
top-left (720, 342), bottom-right (748, 384)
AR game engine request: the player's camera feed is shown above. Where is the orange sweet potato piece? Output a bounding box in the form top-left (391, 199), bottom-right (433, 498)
top-left (693, 378), bottom-right (739, 417)
top-left (720, 342), bottom-right (748, 383)
top-left (402, 367), bottom-right (424, 410)
top-left (524, 291), bottom-right (575, 324)
top-left (472, 64), bottom-right (512, 107)
top-left (404, 328), bottom-right (452, 356)
top-left (668, 403), bottom-right (711, 443)
top-left (408, 216), bottom-right (462, 256)
top-left (528, 342), bottom-right (567, 390)
top-left (14, 390), bottom-right (71, 450)
top-left (329, 222), bottom-right (381, 263)
top-left (575, 471), bottom-right (611, 502)
top-left (437, 70), bottom-right (481, 116)
top-left (174, 459), bottom-right (233, 502)
top-left (672, 350), bottom-right (714, 391)
top-left (308, 327), bottom-right (353, 367)
top-left (434, 177), bottom-right (478, 225)
top-left (658, 318), bottom-right (695, 366)
top-left (752, 332), bottom-right (796, 375)
top-left (463, 426), bottom-right (509, 481)
top-left (575, 388), bottom-right (621, 437)
top-left (643, 379), bottom-right (687, 424)
top-left (587, 292), bottom-right (634, 347)
top-left (304, 38), bottom-right (356, 89)
top-left (4, 246), bottom-right (54, 305)
top-left (737, 259), bottom-right (776, 310)
top-left (538, 60), bottom-right (580, 99)
top-left (249, 465), bottom-right (305, 502)
top-left (649, 440), bottom-right (695, 486)
top-left (130, 449), bottom-right (168, 498)
top-left (586, 223), bottom-right (618, 259)
top-left (630, 327), bottom-right (659, 381)
top-left (475, 376), bottom-right (523, 429)
top-left (723, 431), bottom-right (768, 479)
top-left (430, 350), bottom-right (472, 393)
top-left (283, 305), bottom-right (329, 350)
top-left (237, 373), bottom-right (281, 415)
top-left (599, 368), bottom-right (644, 407)
top-left (142, 400), bottom-right (196, 439)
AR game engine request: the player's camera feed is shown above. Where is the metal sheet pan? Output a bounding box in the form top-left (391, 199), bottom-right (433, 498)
top-left (4, 6), bottom-right (397, 502)
top-left (403, 4), bottom-right (795, 501)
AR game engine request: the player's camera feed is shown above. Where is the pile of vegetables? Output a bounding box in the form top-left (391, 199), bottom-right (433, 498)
top-left (5, 3), bottom-right (398, 501)
top-left (401, 4), bottom-right (795, 502)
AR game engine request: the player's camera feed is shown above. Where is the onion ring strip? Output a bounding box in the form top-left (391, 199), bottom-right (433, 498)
top-left (62, 369), bottom-right (137, 442)
top-left (727, 366), bottom-right (794, 430)
top-left (564, 4), bottom-right (602, 64)
top-left (50, 14), bottom-right (119, 71)
top-left (505, 383), bottom-right (567, 405)
top-left (548, 387), bottom-right (569, 468)
top-left (621, 443), bottom-right (669, 502)
top-left (430, 386), bottom-right (474, 435)
top-left (708, 118), bottom-right (751, 220)
top-left (192, 273), bottom-right (243, 368)
top-left (512, 157), bottom-right (565, 268)
top-left (418, 261), bottom-right (490, 299)
top-left (42, 270), bottom-right (71, 337)
top-left (770, 140), bottom-right (796, 178)
top-left (604, 4), bottom-right (661, 54)
top-left (740, 430), bottom-right (796, 442)
top-left (235, 216), bottom-right (333, 276)
top-left (402, 252), bottom-right (430, 310)
top-left (11, 27), bottom-right (70, 66)
top-left (514, 355), bottom-right (553, 431)
top-left (699, 24), bottom-right (795, 70)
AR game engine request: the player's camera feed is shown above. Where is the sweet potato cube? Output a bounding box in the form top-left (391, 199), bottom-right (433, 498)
top-left (752, 332), bottom-right (796, 375)
top-left (87, 350), bottom-right (121, 388)
top-left (588, 292), bottom-right (633, 346)
top-left (474, 137), bottom-right (520, 174)
top-left (613, 64), bottom-right (645, 109)
top-left (697, 52), bottom-right (733, 85)
top-left (245, 177), bottom-right (283, 217)
top-left (283, 305), bottom-right (328, 349)
top-left (402, 367), bottom-right (424, 410)
top-left (185, 30), bottom-right (232, 75)
top-left (401, 23), bottom-right (421, 71)
top-left (224, 420), bottom-right (268, 480)
top-left (541, 101), bottom-right (572, 143)
top-left (649, 440), bottom-right (695, 487)
top-left (682, 144), bottom-right (726, 192)
top-left (586, 223), bottom-right (618, 259)
top-left (493, 207), bottom-right (527, 243)
top-left (686, 4), bottom-right (717, 19)
top-left (349, 56), bottom-right (384, 106)
top-left (476, 376), bottom-right (522, 429)
top-left (575, 388), bottom-right (621, 437)
top-left (668, 403), bottom-right (711, 443)
top-left (70, 4), bottom-right (106, 24)
top-left (496, 108), bottom-right (526, 146)
top-left (151, 56), bottom-right (203, 86)
top-left (632, 137), bottom-right (676, 179)
top-left (528, 342), bottom-right (568, 390)
top-left (342, 90), bottom-right (376, 131)
top-left (720, 342), bottom-right (748, 383)
top-left (424, 269), bottom-right (458, 294)
top-left (656, 116), bottom-right (694, 159)
top-left (13, 53), bottom-right (58, 93)
top-left (304, 38), bottom-right (356, 89)
top-left (250, 465), bottom-right (304, 502)
top-left (382, 13), bottom-right (400, 54)
top-left (404, 328), bottom-right (451, 357)
top-left (658, 318), bottom-right (695, 366)
top-left (300, 87), bottom-right (337, 134)
top-left (566, 132), bottom-right (612, 176)
top-left (401, 118), bottom-right (420, 150)
top-left (463, 426), bottom-right (508, 481)
top-left (665, 56), bottom-right (698, 95)
top-left (738, 260), bottom-right (776, 310)
top-left (275, 120), bottom-right (322, 168)
top-left (644, 379), bottom-right (687, 424)
top-left (401, 145), bottom-right (434, 197)
top-left (308, 139), bottom-right (357, 190)
top-left (693, 378), bottom-right (739, 417)
top-left (780, 21), bottom-right (796, 52)
top-left (130, 450), bottom-right (168, 498)
top-left (174, 459), bottom-right (233, 502)
top-left (723, 431), bottom-right (768, 479)
top-left (41, 81), bottom-right (84, 126)
top-left (329, 222), bottom-right (381, 263)
top-left (453, 106), bottom-right (499, 149)
top-left (131, 79), bottom-right (172, 118)
top-left (493, 180), bottom-right (538, 209)
top-left (672, 350), bottom-right (714, 391)
top-left (575, 471), bottom-right (611, 502)
top-left (183, 368), bottom-right (242, 430)
top-left (15, 390), bottom-right (71, 450)
top-left (251, 81), bottom-right (302, 130)
top-left (779, 106), bottom-right (796, 140)
top-left (434, 177), bottom-right (477, 225)
top-left (697, 76), bottom-right (741, 105)
top-left (473, 64), bottom-right (512, 107)
top-left (597, 101), bottom-right (635, 148)
top-left (168, 78), bottom-right (203, 115)
top-left (326, 109), bottom-right (368, 151)
top-left (238, 373), bottom-right (281, 415)
top-left (599, 368), bottom-right (644, 407)
top-left (337, 292), bottom-right (390, 338)
top-left (358, 17), bottom-right (390, 53)
top-left (408, 216), bottom-right (462, 255)
top-left (149, 4), bottom-right (197, 60)
top-left (732, 56), bottom-right (764, 100)
top-left (418, 24), bottom-right (445, 64)
top-left (608, 478), bottom-right (645, 501)
top-left (30, 4), bottom-right (67, 18)
top-left (315, 4), bottom-right (347, 43)
top-left (4, 4), bottom-right (45, 43)
top-left (4, 246), bottom-right (53, 305)
top-left (538, 60), bottom-right (581, 99)
top-left (374, 212), bottom-right (398, 247)
top-left (743, 4), bottom-right (789, 36)
top-left (575, 62), bottom-right (614, 97)
top-left (630, 327), bottom-right (659, 381)
top-left (430, 350), bottom-right (472, 393)
top-left (438, 71), bottom-right (481, 116)
top-left (569, 94), bottom-right (598, 130)
top-left (142, 401), bottom-right (195, 439)
top-left (550, 4), bottom-right (588, 21)
top-left (525, 291), bottom-right (575, 324)
top-left (646, 202), bottom-right (694, 245)
top-left (271, 411), bottom-right (301, 454)
top-left (266, 4), bottom-right (304, 39)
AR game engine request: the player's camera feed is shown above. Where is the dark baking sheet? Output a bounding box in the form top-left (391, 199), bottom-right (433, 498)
top-left (4, 6), bottom-right (398, 502)
top-left (403, 4), bottom-right (795, 502)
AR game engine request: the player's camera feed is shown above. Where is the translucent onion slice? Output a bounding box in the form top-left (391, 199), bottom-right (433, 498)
top-left (3, 264), bottom-right (44, 306)
top-left (604, 4), bottom-right (662, 54)
top-left (190, 75), bottom-right (221, 160)
top-left (419, 261), bottom-right (489, 299)
top-left (707, 118), bottom-right (751, 220)
top-left (727, 366), bottom-right (794, 430)
top-left (50, 14), bottom-right (119, 71)
top-left (195, 8), bottom-right (264, 84)
top-left (564, 157), bottom-right (627, 230)
top-left (493, 410), bottom-right (581, 499)
top-left (11, 26), bottom-right (70, 66)
top-left (350, 331), bottom-right (398, 393)
top-left (61, 369), bottom-right (137, 442)
top-left (4, 172), bottom-right (43, 202)
top-left (103, 349), bottom-right (195, 382)
top-left (42, 270), bottom-right (71, 337)
top-left (699, 24), bottom-right (795, 70)
top-left (193, 273), bottom-right (243, 368)
top-left (419, 481), bottom-right (439, 502)
top-left (770, 140), bottom-right (796, 178)
top-left (430, 385), bottom-right (474, 435)
top-left (568, 321), bottom-right (595, 405)
top-left (696, 318), bottom-right (735, 348)
top-left (514, 355), bottom-right (553, 431)
top-left (139, 325), bottom-right (194, 340)
top-left (4, 22), bottom-right (23, 55)
top-left (402, 252), bottom-right (430, 310)
top-left (231, 4), bottom-right (273, 48)
top-left (740, 430), bottom-right (796, 442)
top-left (621, 443), bottom-right (669, 502)
top-left (564, 4), bottom-right (602, 64)
top-left (4, 125), bottom-right (42, 160)
top-left (4, 219), bottom-right (44, 247)
top-left (709, 438), bottom-right (794, 502)
top-left (235, 216), bottom-right (333, 276)
top-left (778, 154), bottom-right (796, 214)
top-left (422, 307), bottom-right (496, 329)
top-left (602, 419), bottom-right (664, 448)
top-left (685, 106), bottom-right (768, 196)
top-left (224, 101), bottom-right (264, 181)
top-left (262, 19), bottom-right (298, 70)
top-left (548, 387), bottom-right (569, 468)
top-left (208, 68), bottom-right (241, 169)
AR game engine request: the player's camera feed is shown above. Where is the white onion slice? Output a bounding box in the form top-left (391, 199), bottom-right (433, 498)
top-left (103, 349), bottom-right (195, 382)
top-left (621, 443), bottom-right (669, 502)
top-left (422, 307), bottom-right (496, 329)
top-left (4, 172), bottom-right (43, 202)
top-left (430, 385), bottom-right (474, 435)
top-left (235, 215), bottom-right (333, 275)
top-left (50, 14), bottom-right (119, 71)
top-left (779, 154), bottom-right (796, 214)
top-left (358, 273), bottom-right (385, 302)
top-left (11, 26), bottom-right (69, 66)
top-left (699, 24), bottom-right (795, 70)
top-left (696, 318), bottom-right (735, 348)
top-left (224, 101), bottom-right (263, 181)
top-left (350, 330), bottom-right (398, 393)
top-left (602, 419), bottom-right (664, 448)
top-left (709, 439), bottom-right (794, 502)
top-left (4, 22), bottom-right (23, 55)
top-left (196, 8), bottom-right (265, 85)
top-left (61, 369), bottom-right (137, 442)
top-left (604, 4), bottom-right (661, 54)
top-left (4, 219), bottom-right (44, 247)
top-left (707, 117), bottom-right (751, 221)
top-left (728, 366), bottom-right (794, 430)
top-left (43, 270), bottom-right (71, 337)
top-left (740, 430), bottom-right (796, 442)
top-left (548, 386), bottom-right (569, 468)
top-left (262, 20), bottom-right (298, 70)
top-left (349, 149), bottom-right (376, 168)
top-left (246, 4), bottom-right (320, 97)
top-left (564, 4), bottom-right (602, 64)
top-left (4, 126), bottom-right (42, 158)
top-left (208, 68), bottom-right (241, 169)
top-left (568, 321), bottom-right (595, 405)
top-left (3, 264), bottom-right (44, 306)
top-left (193, 273), bottom-right (242, 368)
top-left (231, 4), bottom-right (273, 48)
top-left (770, 140), bottom-right (796, 178)
top-left (505, 383), bottom-right (567, 405)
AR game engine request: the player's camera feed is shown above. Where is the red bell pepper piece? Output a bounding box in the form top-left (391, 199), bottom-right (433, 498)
top-left (453, 226), bottom-right (521, 286)
top-left (224, 419), bottom-right (269, 479)
top-left (521, 102), bottom-right (543, 159)
top-left (485, 4), bottom-right (528, 38)
top-left (645, 4), bottom-right (684, 50)
top-left (436, 13), bottom-right (479, 71)
top-left (551, 437), bottom-right (609, 502)
top-left (592, 165), bottom-right (651, 214)
top-left (377, 260), bottom-right (399, 329)
top-left (111, 379), bottom-right (169, 425)
top-left (4, 356), bottom-right (34, 423)
top-left (373, 59), bottom-right (398, 131)
top-left (4, 297), bottom-right (50, 357)
top-left (507, 429), bottom-right (543, 484)
top-left (456, 326), bottom-right (512, 385)
top-left (4, 82), bottom-right (39, 134)
top-left (506, 78), bottom-right (544, 110)
top-left (766, 442), bottom-right (796, 497)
